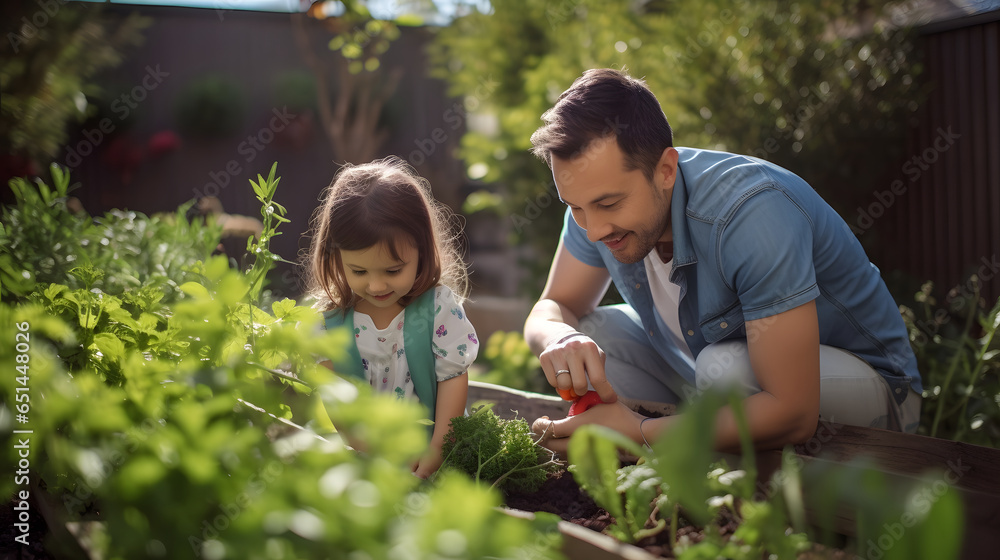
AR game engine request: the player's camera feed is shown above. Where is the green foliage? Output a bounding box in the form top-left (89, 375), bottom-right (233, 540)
top-left (1, 164), bottom-right (87, 298)
top-left (0, 164), bottom-right (562, 559)
top-left (439, 404), bottom-right (560, 493)
top-left (87, 206), bottom-right (223, 296)
top-left (566, 388), bottom-right (962, 558)
top-left (430, 0), bottom-right (924, 293)
top-left (0, 164), bottom-right (222, 303)
top-left (245, 162), bottom-right (293, 305)
top-left (0, 1), bottom-right (148, 164)
top-left (406, 471), bottom-right (564, 559)
top-left (28, 270), bottom-right (175, 384)
top-left (900, 278), bottom-right (1000, 446)
top-left (471, 330), bottom-right (549, 393)
top-left (327, 16), bottom-right (401, 74)
top-left (568, 425), bottom-right (661, 543)
top-left (802, 457), bottom-right (964, 560)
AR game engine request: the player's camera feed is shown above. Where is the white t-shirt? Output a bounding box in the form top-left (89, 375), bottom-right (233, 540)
top-left (353, 285), bottom-right (478, 400)
top-left (643, 253), bottom-right (694, 361)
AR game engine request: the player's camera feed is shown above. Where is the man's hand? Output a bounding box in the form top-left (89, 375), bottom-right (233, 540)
top-left (524, 237), bottom-right (616, 403)
top-left (531, 400), bottom-right (645, 454)
top-left (540, 333), bottom-right (619, 405)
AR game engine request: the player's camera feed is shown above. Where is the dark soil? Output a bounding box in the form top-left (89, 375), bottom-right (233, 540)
top-left (503, 467), bottom-right (730, 558)
top-left (504, 468), bottom-right (614, 532)
top-left (503, 467), bottom-right (852, 559)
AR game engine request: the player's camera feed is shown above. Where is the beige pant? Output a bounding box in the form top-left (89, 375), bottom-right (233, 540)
top-left (580, 306), bottom-right (921, 433)
top-left (695, 340), bottom-right (921, 433)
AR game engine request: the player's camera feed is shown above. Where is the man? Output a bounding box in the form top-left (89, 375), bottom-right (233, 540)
top-left (525, 68), bottom-right (921, 453)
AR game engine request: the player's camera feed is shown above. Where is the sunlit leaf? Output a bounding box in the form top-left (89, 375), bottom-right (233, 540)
top-left (650, 389), bottom-right (729, 525)
top-left (913, 479), bottom-right (964, 560)
top-left (91, 332), bottom-right (126, 362)
top-left (567, 424), bottom-right (631, 522)
top-left (179, 281), bottom-right (211, 300)
top-left (117, 456), bottom-right (167, 499)
top-left (271, 298), bottom-right (296, 319)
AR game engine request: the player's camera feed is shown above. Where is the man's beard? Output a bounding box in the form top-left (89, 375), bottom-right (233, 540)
top-left (608, 187), bottom-right (671, 264)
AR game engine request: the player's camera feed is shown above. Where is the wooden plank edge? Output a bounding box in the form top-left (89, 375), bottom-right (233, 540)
top-left (501, 506), bottom-right (660, 560)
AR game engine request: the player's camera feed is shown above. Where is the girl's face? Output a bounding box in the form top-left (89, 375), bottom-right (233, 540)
top-left (340, 239), bottom-right (419, 315)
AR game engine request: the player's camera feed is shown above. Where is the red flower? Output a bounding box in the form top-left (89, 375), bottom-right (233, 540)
top-left (147, 130), bottom-right (181, 158)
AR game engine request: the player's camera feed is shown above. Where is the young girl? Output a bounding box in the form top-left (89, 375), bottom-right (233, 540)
top-left (305, 157), bottom-right (478, 478)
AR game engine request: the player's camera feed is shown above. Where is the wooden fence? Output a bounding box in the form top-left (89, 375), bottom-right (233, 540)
top-left (868, 14), bottom-right (1000, 306)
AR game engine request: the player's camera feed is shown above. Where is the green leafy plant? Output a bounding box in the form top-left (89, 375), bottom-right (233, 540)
top-left (566, 389), bottom-right (963, 559)
top-left (568, 389), bottom-right (764, 549)
top-left (0, 164), bottom-right (221, 304)
top-left (0, 164), bottom-right (564, 560)
top-left (802, 457), bottom-right (965, 560)
top-left (83, 204), bottom-right (222, 298)
top-left (244, 162), bottom-right (293, 304)
top-left (568, 425), bottom-right (664, 544)
top-left (29, 267), bottom-right (174, 385)
top-left (900, 277), bottom-right (1000, 446)
top-left (439, 404), bottom-right (561, 493)
top-left (1, 164), bottom-right (88, 298)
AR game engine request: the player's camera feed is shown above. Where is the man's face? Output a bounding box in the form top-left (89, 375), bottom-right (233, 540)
top-left (552, 138), bottom-right (676, 264)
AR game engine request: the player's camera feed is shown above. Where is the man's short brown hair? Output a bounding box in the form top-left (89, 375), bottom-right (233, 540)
top-left (530, 68), bottom-right (673, 181)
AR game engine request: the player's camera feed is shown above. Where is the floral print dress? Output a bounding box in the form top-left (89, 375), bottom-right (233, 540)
top-left (353, 285), bottom-right (479, 400)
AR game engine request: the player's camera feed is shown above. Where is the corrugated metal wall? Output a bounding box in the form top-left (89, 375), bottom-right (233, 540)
top-left (872, 16), bottom-right (1000, 306)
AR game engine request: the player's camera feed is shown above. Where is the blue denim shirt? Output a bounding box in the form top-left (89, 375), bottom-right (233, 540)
top-left (562, 147), bottom-right (921, 404)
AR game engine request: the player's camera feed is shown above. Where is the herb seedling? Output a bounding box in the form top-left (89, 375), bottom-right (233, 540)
top-left (439, 404), bottom-right (561, 493)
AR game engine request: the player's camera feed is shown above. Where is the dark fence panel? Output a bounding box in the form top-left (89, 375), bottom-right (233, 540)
top-left (870, 17), bottom-right (1000, 306)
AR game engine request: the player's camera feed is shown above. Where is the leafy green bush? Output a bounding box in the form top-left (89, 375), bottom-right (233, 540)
top-left (0, 165), bottom-right (564, 560)
top-left (85, 206), bottom-right (222, 297)
top-left (0, 1), bottom-right (147, 164)
top-left (430, 0), bottom-right (924, 293)
top-left (439, 404), bottom-right (560, 493)
top-left (900, 278), bottom-right (1000, 447)
top-left (0, 164), bottom-right (222, 304)
top-left (1, 166), bottom-right (91, 299)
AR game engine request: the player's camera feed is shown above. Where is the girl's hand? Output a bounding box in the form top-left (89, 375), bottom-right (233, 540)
top-left (421, 374), bottom-right (467, 478)
top-left (412, 446), bottom-right (444, 478)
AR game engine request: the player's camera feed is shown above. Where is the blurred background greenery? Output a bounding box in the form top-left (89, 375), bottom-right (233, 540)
top-left (1, 1), bottom-right (999, 557)
top-left (2, 0), bottom-right (998, 443)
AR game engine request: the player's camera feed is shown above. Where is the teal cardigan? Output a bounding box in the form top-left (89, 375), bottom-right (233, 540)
top-left (323, 289), bottom-right (438, 421)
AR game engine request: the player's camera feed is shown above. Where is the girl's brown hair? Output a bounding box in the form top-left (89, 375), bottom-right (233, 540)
top-left (304, 157), bottom-right (468, 311)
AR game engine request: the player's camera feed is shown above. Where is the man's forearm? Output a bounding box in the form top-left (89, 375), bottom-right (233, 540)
top-left (715, 389), bottom-right (819, 451)
top-left (640, 392), bottom-right (819, 453)
top-left (524, 299), bottom-right (584, 356)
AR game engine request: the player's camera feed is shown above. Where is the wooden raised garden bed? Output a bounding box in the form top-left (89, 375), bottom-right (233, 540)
top-left (467, 381), bottom-right (1000, 560)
